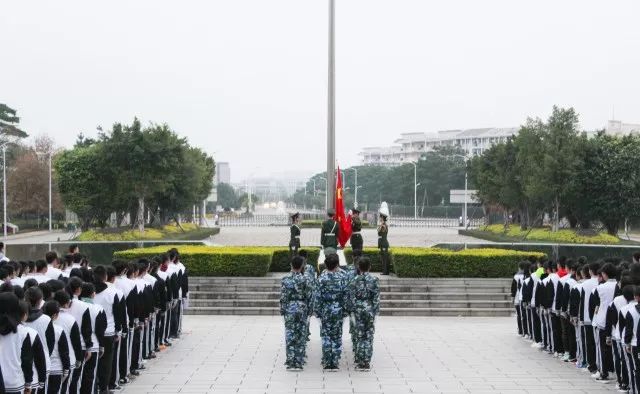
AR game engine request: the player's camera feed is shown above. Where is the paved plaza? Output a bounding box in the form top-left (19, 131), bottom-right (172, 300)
top-left (209, 227), bottom-right (483, 247)
top-left (121, 315), bottom-right (614, 393)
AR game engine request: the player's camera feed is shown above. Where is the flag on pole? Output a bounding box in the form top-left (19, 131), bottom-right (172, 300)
top-left (334, 166), bottom-right (352, 247)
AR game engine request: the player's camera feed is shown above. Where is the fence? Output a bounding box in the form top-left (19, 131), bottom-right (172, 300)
top-left (218, 214), bottom-right (485, 228)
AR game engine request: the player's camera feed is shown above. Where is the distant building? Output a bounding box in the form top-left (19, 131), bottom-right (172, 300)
top-left (359, 127), bottom-right (517, 166)
top-left (216, 162), bottom-right (231, 184)
top-left (605, 120), bottom-right (640, 136)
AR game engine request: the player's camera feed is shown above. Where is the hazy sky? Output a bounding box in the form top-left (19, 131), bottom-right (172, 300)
top-left (2, 0), bottom-right (639, 182)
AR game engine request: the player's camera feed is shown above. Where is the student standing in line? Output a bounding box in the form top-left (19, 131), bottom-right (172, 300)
top-left (591, 263), bottom-right (618, 383)
top-left (78, 283), bottom-right (106, 394)
top-left (624, 286), bottom-right (640, 394)
top-left (93, 266), bottom-right (123, 394)
top-left (42, 300), bottom-right (70, 394)
top-left (314, 253), bottom-right (347, 371)
top-left (24, 287), bottom-right (53, 394)
top-left (607, 279), bottom-right (633, 392)
top-left (581, 262), bottom-right (601, 375)
top-left (279, 256), bottom-right (313, 371)
top-left (53, 290), bottom-right (82, 394)
top-left (0, 292), bottom-right (34, 394)
top-left (345, 257), bottom-right (379, 371)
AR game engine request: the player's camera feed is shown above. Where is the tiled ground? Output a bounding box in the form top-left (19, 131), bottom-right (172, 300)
top-left (120, 316), bottom-right (615, 393)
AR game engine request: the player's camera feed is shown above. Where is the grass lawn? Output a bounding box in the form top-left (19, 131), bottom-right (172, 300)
top-left (76, 223), bottom-right (220, 241)
top-left (460, 224), bottom-right (633, 245)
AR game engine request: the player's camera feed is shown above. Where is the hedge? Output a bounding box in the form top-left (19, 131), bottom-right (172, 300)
top-left (471, 224), bottom-right (620, 245)
top-left (114, 245), bottom-right (272, 277)
top-left (78, 223), bottom-right (219, 241)
top-left (114, 245), bottom-right (542, 277)
top-left (392, 247), bottom-right (546, 278)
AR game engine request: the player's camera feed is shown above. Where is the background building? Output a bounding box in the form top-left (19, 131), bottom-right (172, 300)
top-left (605, 120), bottom-right (640, 136)
top-left (216, 162), bottom-right (231, 184)
top-left (359, 127), bottom-right (517, 166)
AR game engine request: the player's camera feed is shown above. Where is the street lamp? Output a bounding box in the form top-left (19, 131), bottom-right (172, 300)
top-left (36, 151), bottom-right (53, 232)
top-left (2, 145), bottom-right (6, 240)
top-left (411, 162), bottom-right (418, 219)
top-left (318, 176), bottom-right (328, 211)
top-left (350, 168), bottom-right (359, 208)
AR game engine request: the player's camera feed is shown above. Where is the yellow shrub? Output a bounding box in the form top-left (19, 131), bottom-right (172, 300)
top-left (480, 224), bottom-right (619, 244)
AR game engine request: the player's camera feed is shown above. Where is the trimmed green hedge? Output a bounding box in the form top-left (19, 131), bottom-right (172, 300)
top-left (114, 245), bottom-right (271, 277)
top-left (392, 247), bottom-right (545, 278)
top-left (114, 245), bottom-right (544, 278)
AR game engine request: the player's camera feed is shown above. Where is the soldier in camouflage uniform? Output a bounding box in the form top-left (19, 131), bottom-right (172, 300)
top-left (314, 253), bottom-right (347, 370)
top-left (280, 256), bottom-right (313, 370)
top-left (346, 257), bottom-right (380, 371)
top-left (299, 249), bottom-right (316, 344)
top-left (345, 249), bottom-right (362, 350)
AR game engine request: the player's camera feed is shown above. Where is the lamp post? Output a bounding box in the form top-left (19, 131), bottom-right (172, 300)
top-left (319, 176), bottom-right (328, 211)
top-left (350, 167), bottom-right (358, 208)
top-left (2, 145), bottom-right (6, 240)
top-left (36, 151), bottom-right (53, 232)
top-left (411, 162), bottom-right (418, 219)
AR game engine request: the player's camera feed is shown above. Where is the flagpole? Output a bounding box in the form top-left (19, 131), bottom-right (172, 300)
top-left (326, 0), bottom-right (336, 211)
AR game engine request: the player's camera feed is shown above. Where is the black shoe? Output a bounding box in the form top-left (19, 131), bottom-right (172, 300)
top-left (119, 378), bottom-right (130, 385)
top-left (109, 384), bottom-right (122, 391)
top-left (130, 370), bottom-right (140, 376)
top-left (148, 353), bottom-right (157, 359)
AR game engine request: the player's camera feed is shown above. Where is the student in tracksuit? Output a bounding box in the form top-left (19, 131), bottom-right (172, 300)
top-left (93, 265), bottom-right (123, 393)
top-left (113, 260), bottom-right (136, 384)
top-left (607, 280), bottom-right (633, 392)
top-left (24, 287), bottom-right (53, 394)
top-left (42, 300), bottom-right (71, 394)
top-left (526, 263), bottom-right (542, 347)
top-left (624, 287), bottom-right (640, 394)
top-left (0, 292), bottom-right (34, 394)
top-left (53, 290), bottom-right (82, 394)
top-left (79, 282), bottom-right (107, 394)
top-left (149, 258), bottom-right (167, 353)
top-left (569, 265), bottom-right (585, 366)
top-left (590, 263), bottom-right (618, 382)
top-left (21, 300), bottom-right (49, 394)
top-left (512, 262), bottom-right (529, 337)
top-left (559, 261), bottom-right (577, 362)
top-left (581, 262), bottom-right (601, 374)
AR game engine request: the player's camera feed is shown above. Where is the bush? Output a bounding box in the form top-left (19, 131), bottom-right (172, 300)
top-left (114, 245), bottom-right (543, 278)
top-left (114, 245), bottom-right (272, 277)
top-left (77, 225), bottom-right (219, 241)
top-left (475, 224), bottom-right (620, 244)
top-left (393, 247), bottom-right (546, 278)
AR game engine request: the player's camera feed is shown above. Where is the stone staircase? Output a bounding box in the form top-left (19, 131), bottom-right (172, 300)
top-left (186, 275), bottom-right (513, 317)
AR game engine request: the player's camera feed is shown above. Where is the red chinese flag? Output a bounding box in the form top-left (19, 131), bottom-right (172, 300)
top-left (334, 166), bottom-right (352, 247)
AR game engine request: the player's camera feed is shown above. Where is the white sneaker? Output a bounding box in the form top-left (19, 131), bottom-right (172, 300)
top-left (591, 371), bottom-right (601, 379)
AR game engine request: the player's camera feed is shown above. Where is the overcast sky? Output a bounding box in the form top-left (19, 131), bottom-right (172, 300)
top-left (2, 0), bottom-right (639, 182)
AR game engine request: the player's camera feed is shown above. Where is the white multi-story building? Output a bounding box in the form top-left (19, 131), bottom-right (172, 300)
top-left (359, 127), bottom-right (518, 166)
top-left (216, 162), bottom-right (231, 184)
top-left (605, 120), bottom-right (640, 136)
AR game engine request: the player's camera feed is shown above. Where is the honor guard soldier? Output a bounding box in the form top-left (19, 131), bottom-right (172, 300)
top-left (378, 203), bottom-right (390, 275)
top-left (350, 208), bottom-right (363, 253)
top-left (320, 209), bottom-right (339, 255)
top-left (289, 213), bottom-right (301, 257)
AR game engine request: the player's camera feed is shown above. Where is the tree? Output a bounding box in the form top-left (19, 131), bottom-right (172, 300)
top-left (216, 183), bottom-right (238, 209)
top-left (0, 104), bottom-right (28, 142)
top-left (237, 192), bottom-right (259, 213)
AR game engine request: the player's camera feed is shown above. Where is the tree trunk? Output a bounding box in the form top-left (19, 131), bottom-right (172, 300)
top-left (137, 196), bottom-right (145, 233)
top-left (553, 196), bottom-right (560, 232)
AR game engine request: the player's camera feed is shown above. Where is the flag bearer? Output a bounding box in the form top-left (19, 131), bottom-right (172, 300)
top-left (349, 208), bottom-right (363, 253)
top-left (320, 209), bottom-right (339, 256)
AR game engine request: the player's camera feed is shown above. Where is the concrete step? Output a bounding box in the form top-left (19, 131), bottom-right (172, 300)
top-left (189, 284), bottom-right (509, 293)
top-left (382, 292), bottom-right (510, 301)
top-left (379, 308), bottom-right (512, 317)
top-left (187, 298), bottom-right (512, 309)
top-left (185, 306), bottom-right (511, 317)
top-left (190, 284), bottom-right (281, 292)
top-left (189, 291), bottom-right (281, 300)
top-left (186, 307), bottom-right (279, 316)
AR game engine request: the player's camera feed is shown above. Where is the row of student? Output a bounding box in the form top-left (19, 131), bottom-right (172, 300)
top-left (512, 255), bottom-right (640, 393)
top-left (280, 250), bottom-right (380, 372)
top-left (0, 248), bottom-right (189, 394)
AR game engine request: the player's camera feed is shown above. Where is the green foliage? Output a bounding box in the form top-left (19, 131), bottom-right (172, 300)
top-left (55, 118), bottom-right (215, 230)
top-left (470, 106), bottom-right (640, 235)
top-left (216, 183), bottom-right (238, 209)
top-left (77, 224), bottom-right (219, 241)
top-left (471, 224), bottom-right (620, 244)
top-left (0, 103), bottom-right (28, 139)
top-left (290, 146), bottom-right (467, 211)
top-left (393, 248), bottom-right (546, 278)
top-left (114, 245), bottom-right (542, 278)
top-left (114, 245), bottom-right (273, 277)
